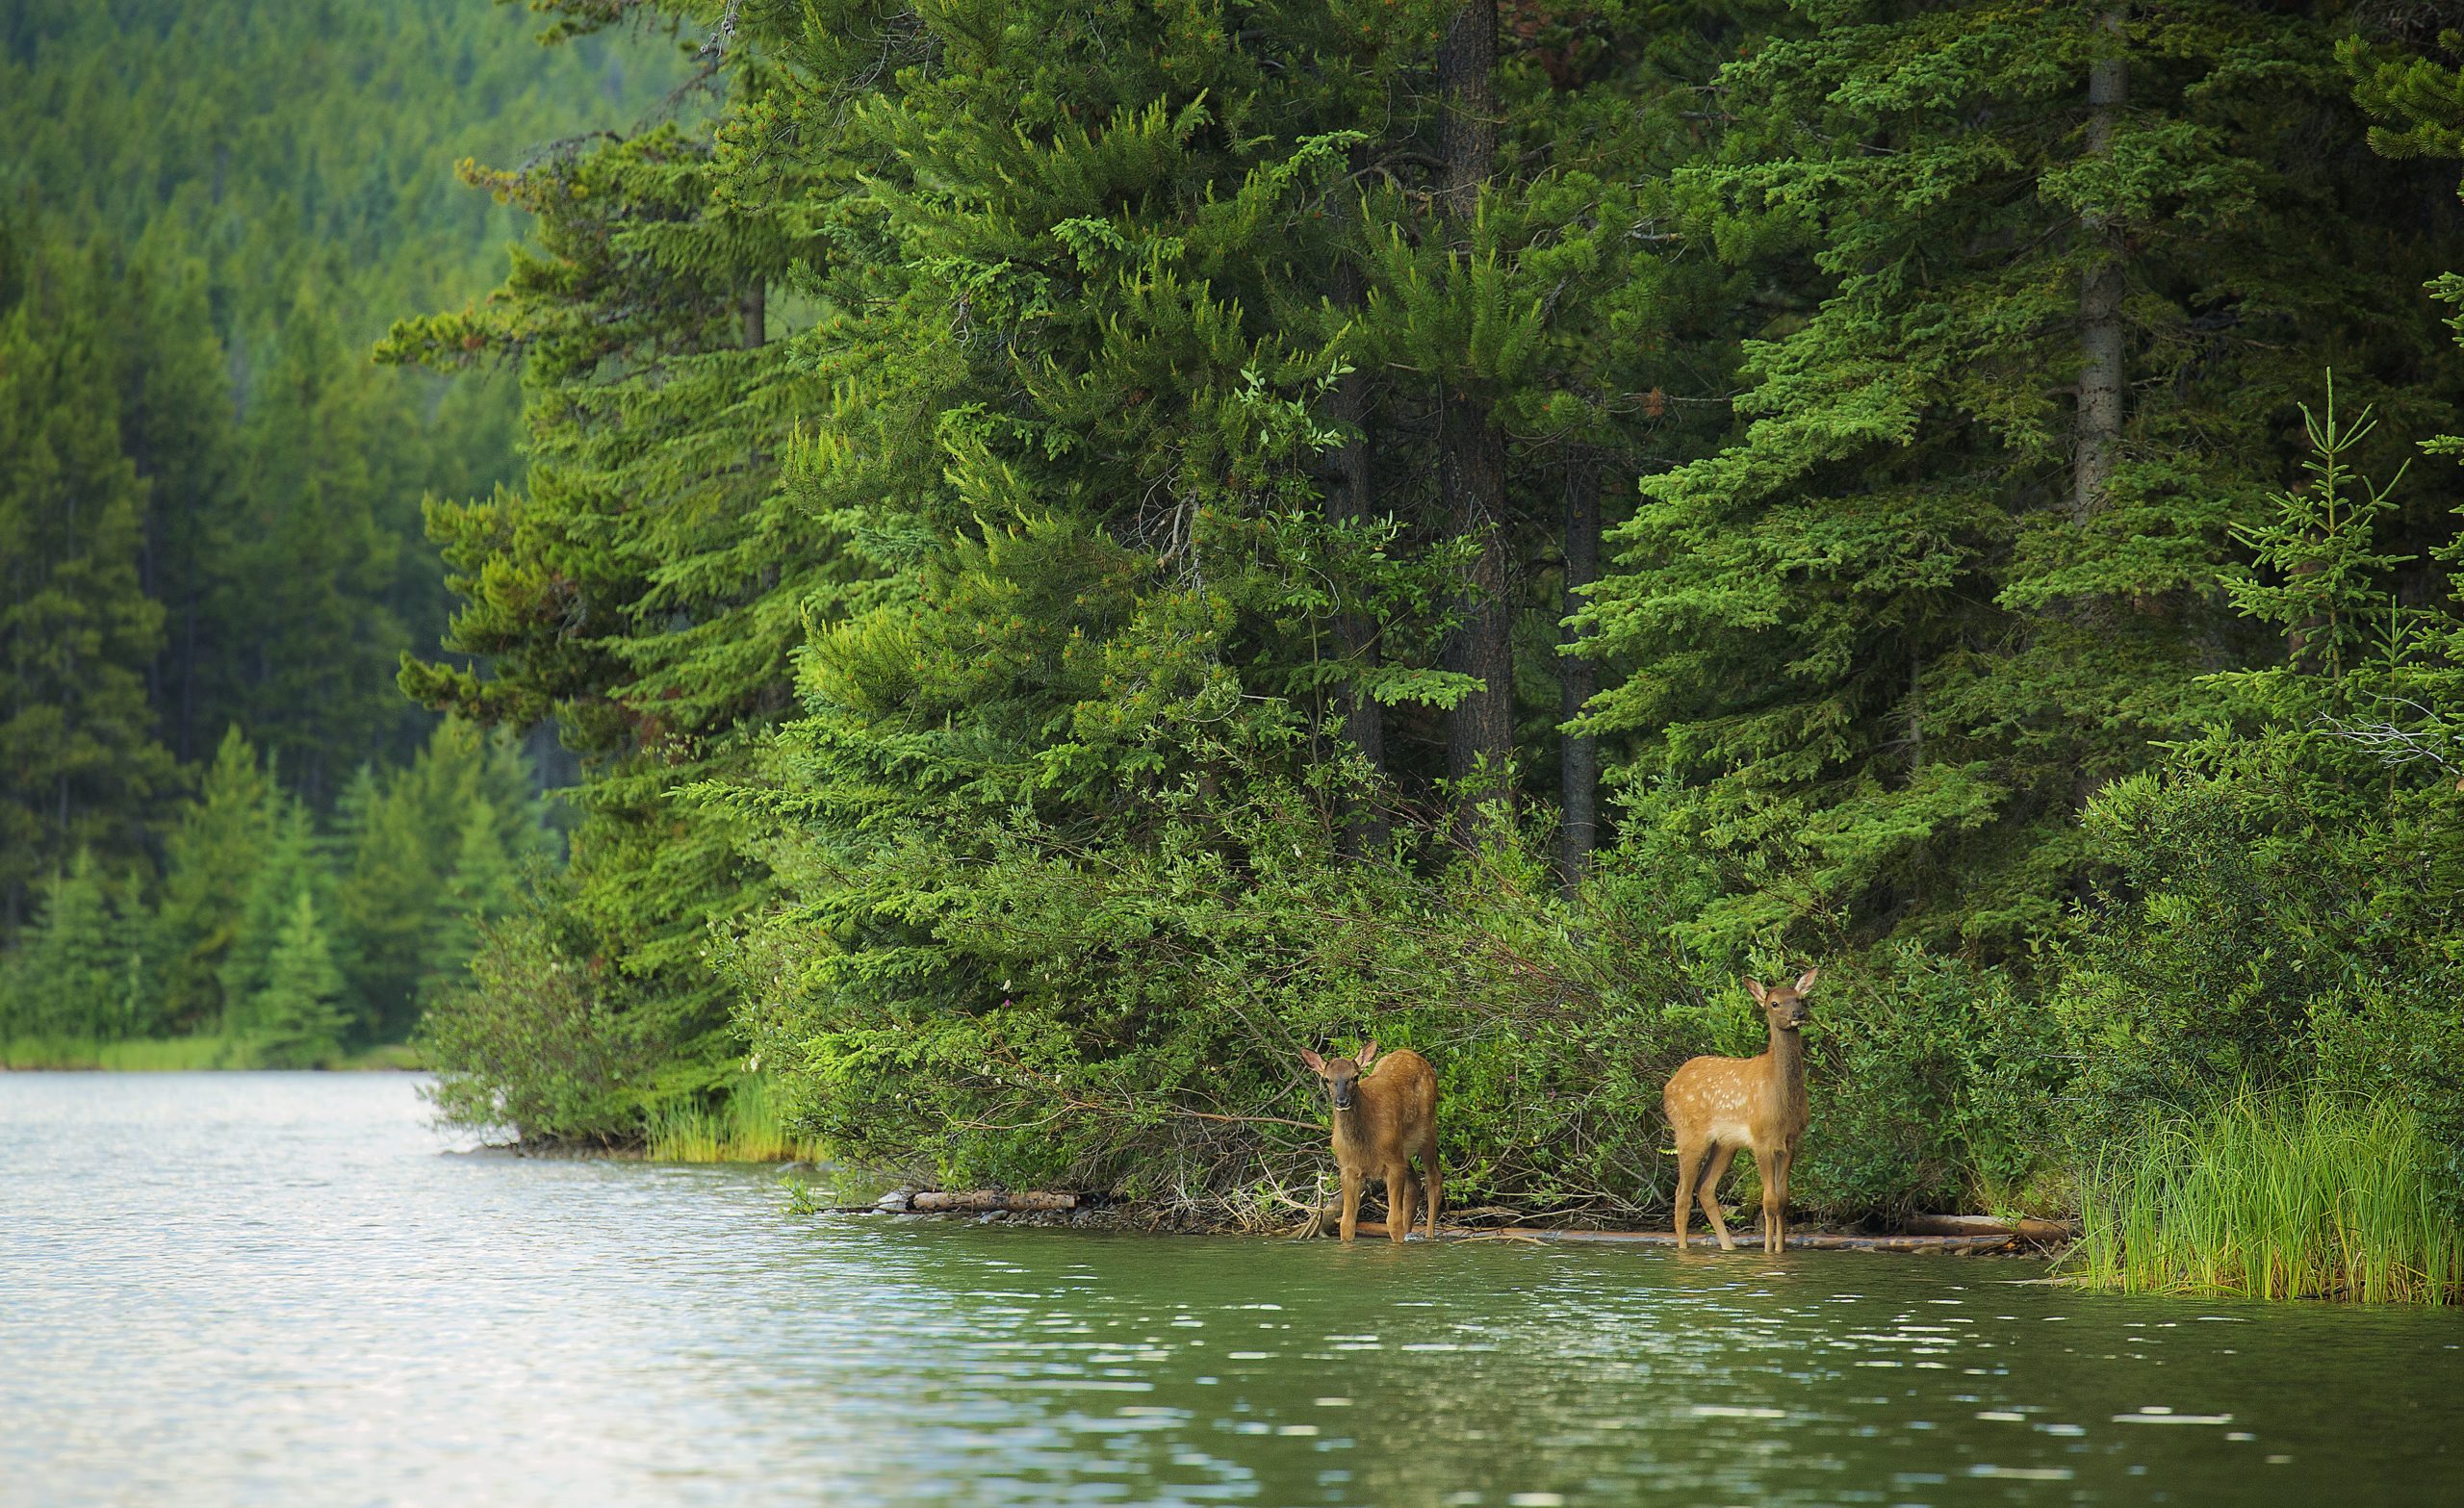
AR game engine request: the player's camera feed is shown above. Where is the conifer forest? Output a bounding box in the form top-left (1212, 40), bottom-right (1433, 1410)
top-left (11, 0), bottom-right (2464, 1281)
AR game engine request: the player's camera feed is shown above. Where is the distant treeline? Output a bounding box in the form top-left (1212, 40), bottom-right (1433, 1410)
top-left (0, 0), bottom-right (679, 1023)
top-left (0, 722), bottom-right (548, 1065)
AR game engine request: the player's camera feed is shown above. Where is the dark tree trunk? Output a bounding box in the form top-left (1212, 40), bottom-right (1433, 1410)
top-left (2074, 11), bottom-right (2126, 522)
top-left (179, 585), bottom-right (198, 763)
top-left (1558, 454), bottom-right (1601, 895)
top-left (2068, 10), bottom-right (2129, 813)
top-left (1324, 265), bottom-right (1390, 857)
top-left (743, 281), bottom-right (767, 349)
top-left (1437, 0), bottom-right (1514, 848)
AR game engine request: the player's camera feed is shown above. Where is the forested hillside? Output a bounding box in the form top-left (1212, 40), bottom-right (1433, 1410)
top-left (0, 0), bottom-right (680, 1060)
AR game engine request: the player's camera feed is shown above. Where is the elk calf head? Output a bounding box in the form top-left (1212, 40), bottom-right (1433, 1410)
top-left (1745, 967), bottom-right (1818, 1032)
top-left (1300, 1040), bottom-right (1379, 1111)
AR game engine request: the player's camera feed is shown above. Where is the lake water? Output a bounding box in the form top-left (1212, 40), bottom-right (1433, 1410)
top-left (3, 1074), bottom-right (2459, 1507)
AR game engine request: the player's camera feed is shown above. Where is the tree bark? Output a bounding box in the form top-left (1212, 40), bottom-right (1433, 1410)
top-left (2073, 10), bottom-right (2127, 522)
top-left (1325, 265), bottom-right (1391, 857)
top-left (1558, 453), bottom-right (1601, 895)
top-left (743, 281), bottom-right (767, 349)
top-left (1437, 0), bottom-right (1514, 848)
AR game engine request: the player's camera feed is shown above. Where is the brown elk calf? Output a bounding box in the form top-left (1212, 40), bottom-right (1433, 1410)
top-left (1663, 968), bottom-right (1819, 1253)
top-left (1300, 1041), bottom-right (1441, 1243)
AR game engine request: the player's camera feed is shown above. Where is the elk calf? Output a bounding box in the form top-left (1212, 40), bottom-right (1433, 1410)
top-left (1663, 968), bottom-right (1819, 1253)
top-left (1300, 1041), bottom-right (1441, 1243)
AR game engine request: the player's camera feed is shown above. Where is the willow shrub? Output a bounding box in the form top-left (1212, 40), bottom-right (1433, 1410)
top-left (417, 908), bottom-right (651, 1144)
top-left (2070, 1090), bottom-right (2464, 1304)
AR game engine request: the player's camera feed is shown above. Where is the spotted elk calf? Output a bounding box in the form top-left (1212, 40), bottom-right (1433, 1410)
top-left (1663, 969), bottom-right (1819, 1253)
top-left (1299, 1041), bottom-right (1441, 1243)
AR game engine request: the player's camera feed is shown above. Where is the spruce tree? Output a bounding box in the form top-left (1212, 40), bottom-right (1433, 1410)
top-left (152, 726), bottom-right (277, 1034)
top-left (245, 888), bottom-right (347, 1068)
top-left (1579, 0), bottom-right (2464, 956)
top-left (6, 854), bottom-right (122, 1041)
top-left (110, 234), bottom-right (245, 765)
top-left (217, 797), bottom-right (327, 1033)
top-left (0, 237), bottom-right (177, 926)
top-left (419, 804), bottom-right (519, 1018)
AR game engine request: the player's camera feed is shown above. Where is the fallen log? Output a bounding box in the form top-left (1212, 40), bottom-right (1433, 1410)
top-left (908, 1190), bottom-right (1079, 1213)
top-left (1898, 1214), bottom-right (2077, 1243)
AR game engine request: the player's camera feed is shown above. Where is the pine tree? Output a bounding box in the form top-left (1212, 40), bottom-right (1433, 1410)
top-left (420, 803), bottom-right (519, 1016)
top-left (110, 232), bottom-right (246, 765)
top-left (217, 796), bottom-right (327, 1032)
top-left (229, 285), bottom-right (422, 800)
top-left (5, 853), bottom-right (131, 1041)
top-left (331, 717), bottom-right (546, 1040)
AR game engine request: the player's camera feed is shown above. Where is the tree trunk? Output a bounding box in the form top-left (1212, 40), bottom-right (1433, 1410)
top-left (1437, 0), bottom-right (1514, 848)
top-left (1558, 453), bottom-right (1601, 895)
top-left (743, 281), bottom-right (767, 349)
top-left (1325, 265), bottom-right (1391, 857)
top-left (2073, 10), bottom-right (2127, 522)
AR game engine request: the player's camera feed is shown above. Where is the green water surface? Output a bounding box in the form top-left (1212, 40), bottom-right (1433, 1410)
top-left (3, 1073), bottom-right (2456, 1506)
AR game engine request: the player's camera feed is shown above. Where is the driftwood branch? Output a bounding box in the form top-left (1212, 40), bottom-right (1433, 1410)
top-left (909, 1189), bottom-right (1077, 1213)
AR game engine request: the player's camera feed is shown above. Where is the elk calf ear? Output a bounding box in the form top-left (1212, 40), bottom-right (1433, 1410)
top-left (1299, 1048), bottom-right (1329, 1076)
top-left (1744, 978), bottom-right (1769, 1005)
top-left (1794, 967), bottom-right (1820, 994)
top-left (1356, 1040), bottom-right (1380, 1069)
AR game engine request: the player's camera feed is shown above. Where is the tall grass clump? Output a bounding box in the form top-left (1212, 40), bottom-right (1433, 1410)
top-left (2069, 1090), bottom-right (2463, 1304)
top-left (646, 1076), bottom-right (829, 1163)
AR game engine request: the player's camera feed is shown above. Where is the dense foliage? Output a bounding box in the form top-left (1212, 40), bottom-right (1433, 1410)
top-left (375, 0), bottom-right (2464, 1232)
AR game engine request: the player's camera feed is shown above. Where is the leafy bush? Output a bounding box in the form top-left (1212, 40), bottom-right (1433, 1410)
top-left (1795, 947), bottom-right (2066, 1219)
top-left (417, 908), bottom-right (647, 1143)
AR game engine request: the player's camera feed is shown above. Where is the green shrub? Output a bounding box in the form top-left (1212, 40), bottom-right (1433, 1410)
top-left (416, 909), bottom-right (648, 1143)
top-left (1796, 948), bottom-right (2066, 1219)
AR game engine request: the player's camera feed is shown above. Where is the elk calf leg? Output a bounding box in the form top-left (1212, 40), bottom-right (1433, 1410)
top-left (1420, 1136), bottom-right (1443, 1239)
top-left (1700, 1144), bottom-right (1739, 1251)
top-left (1758, 1143), bottom-right (1784, 1254)
top-left (1339, 1166), bottom-right (1363, 1243)
top-left (1766, 1145), bottom-right (1793, 1254)
top-left (1385, 1162), bottom-right (1412, 1243)
top-left (1672, 1143), bottom-right (1703, 1251)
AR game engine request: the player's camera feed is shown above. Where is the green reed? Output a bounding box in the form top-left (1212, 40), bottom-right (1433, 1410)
top-left (2069, 1089), bottom-right (2462, 1304)
top-left (645, 1075), bottom-right (830, 1163)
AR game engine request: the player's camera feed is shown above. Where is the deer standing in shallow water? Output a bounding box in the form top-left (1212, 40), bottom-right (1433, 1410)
top-left (1664, 968), bottom-right (1819, 1253)
top-left (1300, 1041), bottom-right (1441, 1242)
